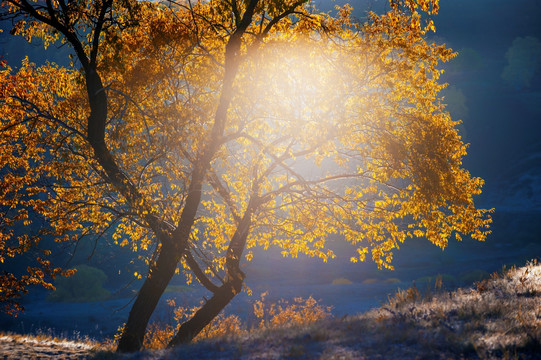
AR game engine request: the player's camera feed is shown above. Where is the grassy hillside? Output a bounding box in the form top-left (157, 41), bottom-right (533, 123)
top-left (138, 260), bottom-right (541, 360)
top-left (1, 260), bottom-right (540, 359)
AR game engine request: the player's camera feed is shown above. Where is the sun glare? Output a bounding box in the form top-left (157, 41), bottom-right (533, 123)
top-left (246, 40), bottom-right (353, 141)
top-left (247, 39), bottom-right (360, 155)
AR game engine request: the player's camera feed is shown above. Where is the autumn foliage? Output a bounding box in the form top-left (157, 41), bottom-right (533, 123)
top-left (0, 0), bottom-right (491, 352)
top-left (141, 294), bottom-right (331, 350)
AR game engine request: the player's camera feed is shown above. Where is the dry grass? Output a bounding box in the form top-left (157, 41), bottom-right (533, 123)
top-left (0, 331), bottom-right (115, 359)
top-left (356, 259), bottom-right (541, 359)
top-left (160, 259), bottom-right (541, 359)
top-left (141, 293), bottom-right (332, 350)
top-left (2, 260), bottom-right (540, 359)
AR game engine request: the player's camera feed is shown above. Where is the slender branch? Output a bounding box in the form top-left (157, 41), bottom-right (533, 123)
top-left (103, 86), bottom-right (153, 142)
top-left (137, 153), bottom-right (165, 188)
top-left (11, 0), bottom-right (90, 69)
top-left (262, 0), bottom-right (308, 36)
top-left (207, 170), bottom-right (241, 224)
top-left (11, 96), bottom-right (87, 139)
top-left (45, 0), bottom-right (59, 25)
top-left (90, 0), bottom-right (112, 67)
top-left (190, 243), bottom-right (225, 285)
top-left (87, 214), bottom-right (121, 260)
top-left (184, 251), bottom-right (220, 293)
top-left (231, 0), bottom-right (240, 26)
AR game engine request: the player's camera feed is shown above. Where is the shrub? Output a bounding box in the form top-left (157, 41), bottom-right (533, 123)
top-left (459, 269), bottom-right (490, 285)
top-left (253, 292), bottom-right (332, 329)
top-left (143, 299), bottom-right (245, 349)
top-left (386, 284), bottom-right (420, 309)
top-left (362, 278), bottom-right (379, 284)
top-left (331, 277), bottom-right (353, 285)
top-left (140, 294), bottom-right (332, 350)
top-left (48, 264), bottom-right (110, 302)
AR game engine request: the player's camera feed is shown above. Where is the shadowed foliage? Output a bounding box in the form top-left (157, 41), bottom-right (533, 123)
top-left (47, 264), bottom-right (110, 303)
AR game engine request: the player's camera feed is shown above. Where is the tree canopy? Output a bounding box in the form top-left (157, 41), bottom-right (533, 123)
top-left (0, 0), bottom-right (491, 352)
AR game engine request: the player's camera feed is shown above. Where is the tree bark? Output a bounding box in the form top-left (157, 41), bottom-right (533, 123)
top-left (119, 4), bottom-right (260, 350)
top-left (116, 242), bottom-right (180, 352)
top-left (167, 200), bottom-right (254, 347)
top-left (167, 273), bottom-right (244, 346)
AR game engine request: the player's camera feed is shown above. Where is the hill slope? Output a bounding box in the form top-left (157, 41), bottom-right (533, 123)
top-left (141, 260), bottom-right (541, 360)
top-left (1, 261), bottom-right (540, 359)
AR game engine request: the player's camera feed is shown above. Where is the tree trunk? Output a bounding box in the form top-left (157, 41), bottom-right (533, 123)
top-left (118, 1), bottom-right (259, 351)
top-left (167, 201), bottom-right (254, 347)
top-left (167, 272), bottom-right (244, 346)
top-left (116, 243), bottom-right (180, 352)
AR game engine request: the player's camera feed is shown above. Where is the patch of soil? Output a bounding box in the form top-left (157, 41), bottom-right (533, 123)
top-left (0, 335), bottom-right (96, 360)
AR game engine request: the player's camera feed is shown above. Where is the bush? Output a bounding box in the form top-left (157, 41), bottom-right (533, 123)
top-left (459, 269), bottom-right (490, 285)
top-left (415, 274), bottom-right (457, 289)
top-left (502, 36), bottom-right (541, 89)
top-left (142, 299), bottom-right (245, 349)
top-left (139, 294), bottom-right (332, 350)
top-left (253, 292), bottom-right (332, 329)
top-left (362, 278), bottom-right (379, 284)
top-left (48, 264), bottom-right (110, 302)
top-left (331, 277), bottom-right (353, 285)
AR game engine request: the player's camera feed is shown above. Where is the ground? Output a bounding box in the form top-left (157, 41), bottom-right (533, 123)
top-left (1, 260), bottom-right (539, 359)
top-left (0, 334), bottom-right (97, 359)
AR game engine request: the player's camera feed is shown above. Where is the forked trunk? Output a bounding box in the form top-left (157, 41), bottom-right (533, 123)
top-left (168, 272), bottom-right (244, 346)
top-left (116, 2), bottom-right (258, 351)
top-left (168, 200), bottom-right (254, 347)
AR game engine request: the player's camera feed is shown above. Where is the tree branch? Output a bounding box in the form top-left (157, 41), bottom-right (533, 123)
top-left (262, 0), bottom-right (308, 36)
top-left (184, 251), bottom-right (220, 293)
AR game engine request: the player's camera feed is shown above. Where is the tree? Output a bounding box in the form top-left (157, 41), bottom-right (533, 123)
top-left (0, 0), bottom-right (491, 352)
top-left (502, 36), bottom-right (541, 90)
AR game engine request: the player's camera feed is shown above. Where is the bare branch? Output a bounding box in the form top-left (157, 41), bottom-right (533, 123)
top-left (207, 170), bottom-right (241, 224)
top-left (184, 250), bottom-right (220, 293)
